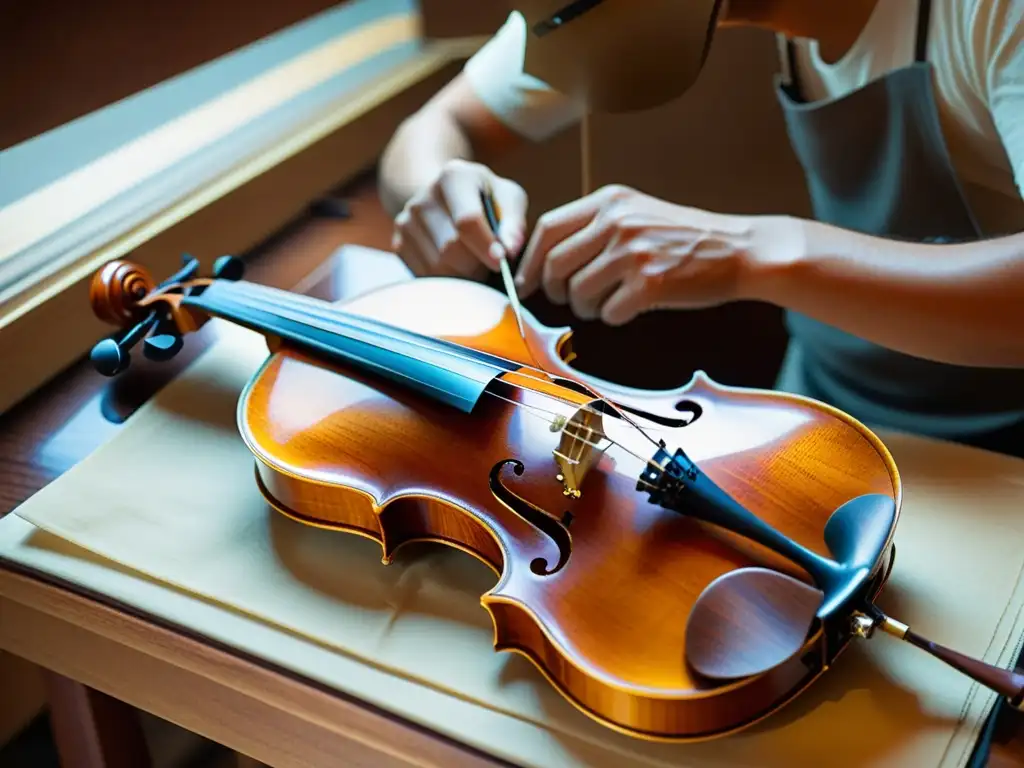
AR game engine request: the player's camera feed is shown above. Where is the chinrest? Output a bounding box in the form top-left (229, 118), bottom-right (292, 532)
top-left (686, 493), bottom-right (897, 681)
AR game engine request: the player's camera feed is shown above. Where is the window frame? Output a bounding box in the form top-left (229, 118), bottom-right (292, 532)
top-left (0, 7), bottom-right (482, 415)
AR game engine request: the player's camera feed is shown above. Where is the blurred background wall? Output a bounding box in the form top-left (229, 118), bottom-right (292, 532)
top-left (0, 0), bottom-right (341, 150)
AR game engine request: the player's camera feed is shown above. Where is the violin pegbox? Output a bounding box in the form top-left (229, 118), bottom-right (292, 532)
top-left (88, 253), bottom-right (244, 376)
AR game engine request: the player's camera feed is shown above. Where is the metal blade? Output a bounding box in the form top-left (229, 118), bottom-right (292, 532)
top-left (481, 187), bottom-right (527, 339)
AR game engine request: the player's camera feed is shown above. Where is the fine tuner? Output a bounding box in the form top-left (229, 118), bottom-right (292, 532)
top-left (87, 253), bottom-right (1024, 740)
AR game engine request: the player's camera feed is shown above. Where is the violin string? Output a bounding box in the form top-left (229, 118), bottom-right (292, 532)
top-left (481, 387), bottom-right (669, 485)
top-left (248, 277), bottom-right (796, 558)
top-left (222, 281), bottom-right (578, 390)
top-left (492, 284), bottom-right (666, 457)
top-left (206, 282), bottom-right (673, 473)
top-left (463, 381), bottom-right (666, 492)
top-left (481, 181), bottom-right (658, 452)
top-left (475, 185), bottom-right (663, 452)
top-left (223, 280), bottom-right (669, 449)
top-left (190, 280), bottom-right (675, 480)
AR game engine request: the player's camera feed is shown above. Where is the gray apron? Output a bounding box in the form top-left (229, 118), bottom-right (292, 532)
top-left (772, 0), bottom-right (1024, 460)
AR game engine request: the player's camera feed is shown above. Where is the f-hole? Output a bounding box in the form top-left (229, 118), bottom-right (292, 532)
top-left (550, 377), bottom-right (704, 428)
top-left (489, 459), bottom-right (572, 576)
top-left (672, 399), bottom-right (703, 424)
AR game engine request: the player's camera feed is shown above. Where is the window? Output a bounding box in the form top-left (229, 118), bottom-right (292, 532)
top-left (0, 0), bottom-right (482, 413)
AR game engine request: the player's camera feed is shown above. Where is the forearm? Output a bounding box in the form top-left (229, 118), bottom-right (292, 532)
top-left (750, 217), bottom-right (1024, 367)
top-left (378, 111), bottom-right (473, 217)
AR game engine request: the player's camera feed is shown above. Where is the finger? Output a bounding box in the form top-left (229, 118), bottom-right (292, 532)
top-left (491, 178), bottom-right (529, 256)
top-left (599, 274), bottom-right (650, 326)
top-left (439, 171), bottom-right (502, 270)
top-left (541, 218), bottom-right (615, 305)
top-left (405, 220), bottom-right (476, 278)
top-left (414, 202), bottom-right (484, 277)
top-left (515, 194), bottom-right (605, 298)
top-left (566, 246), bottom-right (634, 320)
top-left (394, 212), bottom-right (432, 277)
top-left (395, 235), bottom-right (429, 277)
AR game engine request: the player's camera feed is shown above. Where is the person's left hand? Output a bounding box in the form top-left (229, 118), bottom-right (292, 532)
top-left (514, 184), bottom-right (773, 325)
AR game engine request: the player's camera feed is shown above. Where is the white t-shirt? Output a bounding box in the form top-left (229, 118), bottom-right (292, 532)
top-left (463, 1), bottom-right (1024, 235)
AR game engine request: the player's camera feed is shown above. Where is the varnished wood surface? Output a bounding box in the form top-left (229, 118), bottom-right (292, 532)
top-left (0, 175), bottom-right (1021, 765)
top-left (238, 274), bottom-right (899, 740)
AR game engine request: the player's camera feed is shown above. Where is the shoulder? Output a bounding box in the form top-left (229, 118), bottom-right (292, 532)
top-left (934, 0), bottom-right (1024, 196)
top-left (930, 0), bottom-right (1022, 96)
top-left (462, 11), bottom-right (584, 142)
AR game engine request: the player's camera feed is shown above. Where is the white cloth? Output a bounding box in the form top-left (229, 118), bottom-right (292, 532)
top-left (5, 315), bottom-right (1024, 768)
top-left (462, 2), bottom-right (1024, 233)
top-left (4, 245), bottom-right (1024, 768)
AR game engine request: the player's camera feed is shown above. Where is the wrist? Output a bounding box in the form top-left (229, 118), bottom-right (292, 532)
top-left (379, 116), bottom-right (470, 216)
top-left (737, 214), bottom-right (811, 304)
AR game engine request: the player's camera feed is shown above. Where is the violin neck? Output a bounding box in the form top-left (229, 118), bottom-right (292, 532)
top-left (180, 279), bottom-right (517, 413)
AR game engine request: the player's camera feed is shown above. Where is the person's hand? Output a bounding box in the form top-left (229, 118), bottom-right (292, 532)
top-left (514, 184), bottom-right (776, 325)
top-left (392, 159), bottom-right (528, 279)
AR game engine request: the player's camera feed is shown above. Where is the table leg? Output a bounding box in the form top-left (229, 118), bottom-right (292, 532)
top-left (44, 671), bottom-right (151, 768)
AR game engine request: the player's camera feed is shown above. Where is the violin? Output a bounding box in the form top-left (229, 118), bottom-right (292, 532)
top-left (88, 253), bottom-right (1024, 741)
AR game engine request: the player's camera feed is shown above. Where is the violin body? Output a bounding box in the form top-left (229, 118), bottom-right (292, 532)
top-left (237, 276), bottom-right (901, 740)
top-left (91, 255), bottom-right (1024, 738)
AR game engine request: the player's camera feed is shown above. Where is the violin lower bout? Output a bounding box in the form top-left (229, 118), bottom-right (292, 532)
top-left (253, 450), bottom-right (892, 741)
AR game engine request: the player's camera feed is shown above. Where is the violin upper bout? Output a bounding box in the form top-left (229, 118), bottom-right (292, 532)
top-left (334, 275), bottom-right (572, 369)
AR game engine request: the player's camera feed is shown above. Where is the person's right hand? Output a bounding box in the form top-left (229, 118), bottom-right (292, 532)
top-left (391, 159), bottom-right (528, 279)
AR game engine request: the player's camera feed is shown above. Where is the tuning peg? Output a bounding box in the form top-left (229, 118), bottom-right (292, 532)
top-left (91, 338), bottom-right (131, 376)
top-left (143, 333), bottom-right (184, 362)
top-left (89, 311), bottom-right (161, 376)
top-left (156, 255), bottom-right (201, 291)
top-left (213, 255), bottom-right (244, 281)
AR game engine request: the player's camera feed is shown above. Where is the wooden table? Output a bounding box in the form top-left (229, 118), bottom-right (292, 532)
top-left (1, 175), bottom-right (1021, 767)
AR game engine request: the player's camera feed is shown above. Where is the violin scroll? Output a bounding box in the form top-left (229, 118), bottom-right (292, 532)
top-left (89, 260), bottom-right (157, 325)
top-left (88, 253), bottom-right (244, 376)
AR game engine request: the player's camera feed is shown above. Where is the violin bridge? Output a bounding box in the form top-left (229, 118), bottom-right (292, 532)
top-left (552, 404), bottom-right (610, 498)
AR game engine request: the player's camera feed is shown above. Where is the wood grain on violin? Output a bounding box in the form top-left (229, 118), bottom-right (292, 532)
top-left (238, 275), bottom-right (900, 740)
top-left (86, 253), bottom-right (1024, 742)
